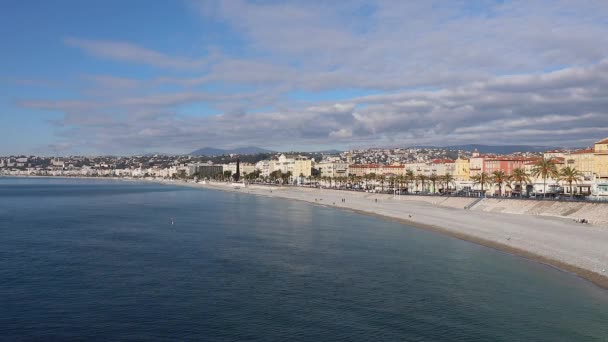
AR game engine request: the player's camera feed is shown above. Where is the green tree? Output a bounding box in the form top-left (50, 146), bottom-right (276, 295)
top-left (429, 173), bottom-right (439, 193)
top-left (472, 172), bottom-right (491, 195)
top-left (269, 170), bottom-right (282, 183)
top-left (281, 171), bottom-right (292, 185)
top-left (442, 173), bottom-right (455, 193)
top-left (492, 170), bottom-right (507, 196)
top-left (560, 166), bottom-right (583, 198)
top-left (511, 168), bottom-right (531, 195)
top-left (405, 170), bottom-right (415, 193)
top-left (531, 158), bottom-right (559, 198)
top-left (366, 173), bottom-right (376, 190)
top-left (417, 174), bottom-right (427, 193)
top-left (377, 174), bottom-right (386, 192)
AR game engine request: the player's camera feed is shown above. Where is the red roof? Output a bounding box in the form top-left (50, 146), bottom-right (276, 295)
top-left (432, 159), bottom-right (455, 164)
top-left (596, 137), bottom-right (608, 144)
top-left (484, 156), bottom-right (535, 162)
top-left (571, 148), bottom-right (594, 154)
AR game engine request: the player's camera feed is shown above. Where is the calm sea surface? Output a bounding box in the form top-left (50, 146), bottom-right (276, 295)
top-left (1, 178), bottom-right (607, 341)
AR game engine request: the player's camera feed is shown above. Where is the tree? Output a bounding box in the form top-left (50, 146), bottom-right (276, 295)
top-left (560, 166), bottom-right (583, 198)
top-left (366, 172), bottom-right (376, 190)
top-left (492, 170), bottom-right (507, 196)
top-left (281, 171), bottom-right (292, 185)
top-left (472, 172), bottom-right (491, 196)
top-left (405, 170), bottom-right (415, 193)
top-left (396, 174), bottom-right (405, 194)
top-left (223, 170), bottom-right (232, 181)
top-left (531, 158), bottom-right (559, 198)
top-left (442, 173), bottom-right (455, 194)
top-left (389, 175), bottom-right (396, 193)
top-left (377, 174), bottom-right (386, 192)
top-left (429, 173), bottom-right (439, 193)
top-left (511, 168), bottom-right (531, 196)
top-left (269, 170), bottom-right (282, 183)
top-left (417, 174), bottom-right (427, 193)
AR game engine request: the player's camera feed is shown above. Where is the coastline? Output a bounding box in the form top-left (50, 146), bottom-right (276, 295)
top-left (194, 181), bottom-right (608, 291)
top-left (4, 175), bottom-right (608, 290)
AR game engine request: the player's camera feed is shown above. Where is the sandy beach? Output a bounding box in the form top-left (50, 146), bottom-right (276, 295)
top-left (167, 180), bottom-right (608, 290)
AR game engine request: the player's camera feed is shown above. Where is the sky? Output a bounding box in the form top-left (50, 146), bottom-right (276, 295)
top-left (2, 0), bottom-right (608, 155)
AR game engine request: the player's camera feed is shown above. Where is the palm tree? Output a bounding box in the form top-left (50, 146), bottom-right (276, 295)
top-left (492, 170), bottom-right (507, 196)
top-left (442, 173), bottom-right (455, 194)
top-left (405, 170), bottom-right (415, 193)
top-left (429, 173), bottom-right (439, 194)
top-left (560, 166), bottom-right (583, 198)
top-left (377, 174), bottom-right (386, 192)
top-left (367, 172), bottom-right (376, 190)
top-left (531, 158), bottom-right (559, 198)
top-left (472, 172), bottom-right (491, 196)
top-left (347, 174), bottom-right (355, 188)
top-left (397, 174), bottom-right (406, 194)
top-left (417, 174), bottom-right (428, 193)
top-left (282, 171), bottom-right (293, 185)
top-left (511, 168), bottom-right (530, 196)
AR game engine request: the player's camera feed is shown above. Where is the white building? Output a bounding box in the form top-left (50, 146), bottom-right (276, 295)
top-left (255, 160), bottom-right (271, 177)
top-left (223, 162), bottom-right (256, 177)
top-left (316, 160), bottom-right (349, 178)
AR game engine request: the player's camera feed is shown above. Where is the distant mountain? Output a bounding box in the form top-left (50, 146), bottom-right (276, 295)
top-left (440, 144), bottom-right (561, 154)
top-left (190, 146), bottom-right (274, 156)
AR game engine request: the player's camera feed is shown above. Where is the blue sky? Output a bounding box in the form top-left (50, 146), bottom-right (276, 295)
top-left (2, 0), bottom-right (608, 155)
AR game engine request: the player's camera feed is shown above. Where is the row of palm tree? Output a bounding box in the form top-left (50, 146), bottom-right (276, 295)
top-left (304, 171), bottom-right (458, 194)
top-left (212, 157), bottom-right (585, 198)
top-left (471, 158), bottom-right (584, 197)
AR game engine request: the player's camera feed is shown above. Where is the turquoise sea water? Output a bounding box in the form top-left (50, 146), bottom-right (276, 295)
top-left (1, 177), bottom-right (607, 341)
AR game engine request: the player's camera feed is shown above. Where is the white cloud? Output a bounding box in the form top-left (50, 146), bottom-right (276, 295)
top-left (15, 1), bottom-right (608, 153)
top-left (64, 38), bottom-right (211, 69)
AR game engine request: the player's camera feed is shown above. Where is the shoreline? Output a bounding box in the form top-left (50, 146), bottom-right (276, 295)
top-left (4, 176), bottom-right (608, 290)
top-left (195, 181), bottom-right (608, 291)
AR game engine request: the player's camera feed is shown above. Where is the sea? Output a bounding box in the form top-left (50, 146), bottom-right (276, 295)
top-left (1, 177), bottom-right (607, 341)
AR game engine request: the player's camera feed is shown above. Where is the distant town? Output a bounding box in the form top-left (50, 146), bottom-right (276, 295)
top-left (2, 137), bottom-right (608, 199)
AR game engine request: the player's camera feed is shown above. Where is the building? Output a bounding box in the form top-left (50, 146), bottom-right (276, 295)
top-left (379, 164), bottom-right (405, 177)
top-left (269, 154), bottom-right (312, 178)
top-left (594, 138), bottom-right (608, 181)
top-left (255, 160), bottom-right (271, 177)
top-left (468, 149), bottom-right (487, 177)
top-left (543, 150), bottom-right (566, 159)
top-left (404, 162), bottom-right (427, 176)
top-left (194, 164), bottom-right (223, 179)
top-left (454, 158), bottom-right (470, 181)
top-left (316, 161), bottom-right (349, 178)
top-left (429, 159), bottom-right (455, 176)
top-left (348, 164), bottom-right (380, 177)
top-left (483, 157), bottom-right (535, 176)
top-left (564, 148), bottom-right (595, 180)
top-left (223, 162), bottom-right (256, 177)
top-left (292, 156), bottom-right (312, 178)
